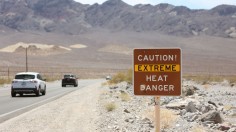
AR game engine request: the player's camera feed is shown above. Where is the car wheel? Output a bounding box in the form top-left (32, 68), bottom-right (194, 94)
top-left (19, 93), bottom-right (23, 97)
top-left (11, 91), bottom-right (16, 97)
top-left (42, 87), bottom-right (46, 95)
top-left (62, 84), bottom-right (65, 87)
top-left (74, 84), bottom-right (78, 87)
top-left (35, 87), bottom-right (40, 97)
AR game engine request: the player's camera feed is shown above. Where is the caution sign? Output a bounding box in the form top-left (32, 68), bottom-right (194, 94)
top-left (133, 49), bottom-right (181, 96)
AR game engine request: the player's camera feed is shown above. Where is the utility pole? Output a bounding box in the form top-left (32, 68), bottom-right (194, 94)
top-left (7, 66), bottom-right (9, 81)
top-left (26, 47), bottom-right (28, 72)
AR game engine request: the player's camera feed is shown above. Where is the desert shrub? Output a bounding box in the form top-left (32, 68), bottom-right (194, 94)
top-left (101, 82), bottom-right (109, 86)
top-left (125, 68), bottom-right (132, 84)
top-left (43, 75), bottom-right (61, 82)
top-left (183, 75), bottom-right (236, 84)
top-left (143, 108), bottom-right (177, 129)
top-left (109, 68), bottom-right (132, 84)
top-left (203, 84), bottom-right (210, 90)
top-left (161, 109), bottom-right (177, 129)
top-left (0, 78), bottom-right (12, 85)
top-left (105, 102), bottom-right (117, 112)
top-left (191, 126), bottom-right (207, 132)
top-left (109, 72), bottom-right (126, 84)
top-left (224, 105), bottom-right (233, 111)
top-left (120, 92), bottom-right (131, 102)
top-left (228, 76), bottom-right (236, 85)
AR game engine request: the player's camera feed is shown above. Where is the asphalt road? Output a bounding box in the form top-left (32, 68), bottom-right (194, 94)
top-left (0, 79), bottom-right (103, 123)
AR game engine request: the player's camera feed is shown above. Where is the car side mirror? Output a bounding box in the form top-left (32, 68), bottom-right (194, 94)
top-left (43, 79), bottom-right (47, 81)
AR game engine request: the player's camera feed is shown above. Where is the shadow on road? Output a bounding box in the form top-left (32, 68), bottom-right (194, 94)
top-left (13, 94), bottom-right (41, 98)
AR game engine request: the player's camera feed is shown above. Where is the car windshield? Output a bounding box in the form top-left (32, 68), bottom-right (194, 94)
top-left (64, 75), bottom-right (74, 78)
top-left (15, 74), bottom-right (35, 79)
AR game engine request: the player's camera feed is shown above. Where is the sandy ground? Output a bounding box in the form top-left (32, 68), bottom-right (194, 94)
top-left (0, 31), bottom-right (236, 74)
top-left (0, 81), bottom-right (102, 132)
top-left (0, 42), bottom-right (71, 53)
top-left (98, 44), bottom-right (132, 55)
top-left (0, 42), bottom-right (88, 53)
top-left (70, 44), bottom-right (87, 49)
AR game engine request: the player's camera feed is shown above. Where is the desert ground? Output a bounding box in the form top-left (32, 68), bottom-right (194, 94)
top-left (0, 30), bottom-right (235, 78)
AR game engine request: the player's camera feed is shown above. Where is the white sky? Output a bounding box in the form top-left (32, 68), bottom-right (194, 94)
top-left (74, 0), bottom-right (236, 9)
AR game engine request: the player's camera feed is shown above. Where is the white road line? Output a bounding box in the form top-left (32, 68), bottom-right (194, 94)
top-left (0, 91), bottom-right (71, 118)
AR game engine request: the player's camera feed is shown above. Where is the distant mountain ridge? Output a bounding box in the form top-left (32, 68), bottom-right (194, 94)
top-left (1, 0), bottom-right (236, 38)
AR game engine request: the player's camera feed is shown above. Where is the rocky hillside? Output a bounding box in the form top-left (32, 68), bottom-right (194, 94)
top-left (1, 0), bottom-right (236, 38)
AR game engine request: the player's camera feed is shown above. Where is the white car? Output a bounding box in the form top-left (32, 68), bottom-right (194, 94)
top-left (11, 72), bottom-right (46, 97)
top-left (106, 75), bottom-right (112, 80)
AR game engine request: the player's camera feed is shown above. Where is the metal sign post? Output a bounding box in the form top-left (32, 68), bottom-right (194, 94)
top-left (26, 47), bottom-right (28, 72)
top-left (155, 96), bottom-right (160, 132)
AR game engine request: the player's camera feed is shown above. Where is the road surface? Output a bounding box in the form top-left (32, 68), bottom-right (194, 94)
top-left (0, 79), bottom-right (103, 123)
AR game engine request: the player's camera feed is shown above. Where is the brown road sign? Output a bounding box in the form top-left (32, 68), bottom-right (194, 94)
top-left (133, 48), bottom-right (181, 96)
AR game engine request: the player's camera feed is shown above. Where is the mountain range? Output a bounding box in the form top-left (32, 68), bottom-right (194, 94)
top-left (0, 0), bottom-right (236, 38)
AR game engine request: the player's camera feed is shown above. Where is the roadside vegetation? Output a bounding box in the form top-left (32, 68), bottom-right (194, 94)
top-left (43, 75), bottom-right (62, 82)
top-left (0, 78), bottom-right (12, 85)
top-left (191, 126), bottom-right (207, 132)
top-left (161, 109), bottom-right (178, 129)
top-left (105, 102), bottom-right (117, 112)
top-left (144, 107), bottom-right (178, 129)
top-left (108, 68), bottom-right (132, 84)
top-left (183, 74), bottom-right (236, 85)
top-left (120, 91), bottom-right (131, 102)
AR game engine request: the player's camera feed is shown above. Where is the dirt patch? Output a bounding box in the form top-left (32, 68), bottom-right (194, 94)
top-left (98, 45), bottom-right (132, 55)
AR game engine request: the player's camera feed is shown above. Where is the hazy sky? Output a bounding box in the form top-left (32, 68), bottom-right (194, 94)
top-left (74, 0), bottom-right (236, 9)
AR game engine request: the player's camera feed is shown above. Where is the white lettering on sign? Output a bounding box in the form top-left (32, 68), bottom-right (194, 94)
top-left (146, 75), bottom-right (168, 82)
top-left (158, 75), bottom-right (168, 81)
top-left (140, 84), bottom-right (175, 92)
top-left (143, 74), bottom-right (174, 92)
top-left (138, 55), bottom-right (177, 62)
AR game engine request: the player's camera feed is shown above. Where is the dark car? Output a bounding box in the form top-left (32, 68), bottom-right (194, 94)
top-left (62, 74), bottom-right (78, 87)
